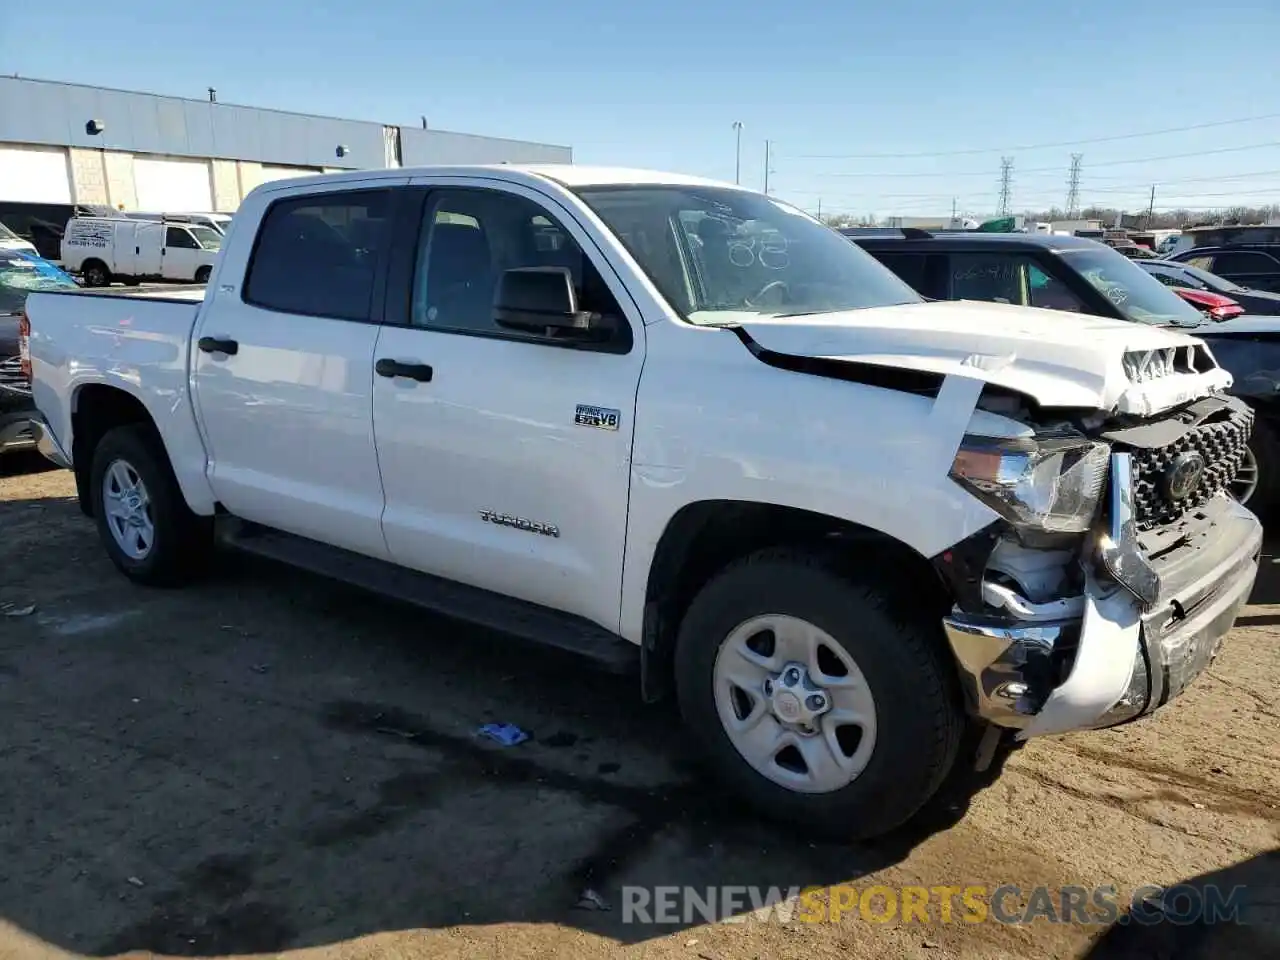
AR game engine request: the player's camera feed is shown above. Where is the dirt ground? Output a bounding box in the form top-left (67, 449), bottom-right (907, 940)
top-left (1, 454), bottom-right (1276, 960)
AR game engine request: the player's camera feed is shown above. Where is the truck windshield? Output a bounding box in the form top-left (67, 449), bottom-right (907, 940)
top-left (0, 253), bottom-right (78, 315)
top-left (574, 185), bottom-right (921, 324)
top-left (1059, 247), bottom-right (1205, 327)
top-left (188, 226), bottom-right (223, 250)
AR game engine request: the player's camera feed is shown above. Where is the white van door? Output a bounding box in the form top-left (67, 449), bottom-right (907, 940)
top-left (135, 223), bottom-right (163, 276)
top-left (162, 225), bottom-right (202, 280)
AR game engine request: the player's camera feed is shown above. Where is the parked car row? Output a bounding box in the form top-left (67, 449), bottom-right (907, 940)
top-left (14, 164), bottom-right (1262, 841)
top-left (841, 226), bottom-right (1280, 514)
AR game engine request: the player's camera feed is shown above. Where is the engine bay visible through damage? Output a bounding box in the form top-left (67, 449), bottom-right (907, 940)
top-left (936, 385), bottom-right (1253, 717)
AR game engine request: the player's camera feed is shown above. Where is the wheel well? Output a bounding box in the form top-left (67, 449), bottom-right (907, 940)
top-left (70, 385), bottom-right (156, 517)
top-left (639, 500), bottom-right (950, 701)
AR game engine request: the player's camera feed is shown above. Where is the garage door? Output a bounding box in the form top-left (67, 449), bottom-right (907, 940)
top-left (134, 157), bottom-right (213, 212)
top-left (0, 145), bottom-right (72, 203)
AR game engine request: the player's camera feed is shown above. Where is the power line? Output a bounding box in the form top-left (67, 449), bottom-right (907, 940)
top-left (997, 157), bottom-right (1013, 217)
top-left (785, 112), bottom-right (1280, 160)
top-left (805, 141), bottom-right (1280, 179)
top-left (1066, 154), bottom-right (1082, 217)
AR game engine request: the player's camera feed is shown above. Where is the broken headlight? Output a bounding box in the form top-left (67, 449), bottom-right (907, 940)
top-left (949, 434), bottom-right (1110, 533)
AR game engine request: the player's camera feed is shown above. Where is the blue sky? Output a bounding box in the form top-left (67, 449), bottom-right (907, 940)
top-left (5, 0), bottom-right (1280, 217)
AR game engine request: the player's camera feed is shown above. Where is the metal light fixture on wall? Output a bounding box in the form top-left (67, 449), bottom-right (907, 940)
top-left (85, 119), bottom-right (105, 135)
top-left (335, 144), bottom-right (349, 158)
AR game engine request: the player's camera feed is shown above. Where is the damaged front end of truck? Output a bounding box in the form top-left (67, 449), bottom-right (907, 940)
top-left (934, 343), bottom-right (1262, 743)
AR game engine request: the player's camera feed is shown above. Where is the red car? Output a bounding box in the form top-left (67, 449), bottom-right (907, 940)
top-left (1169, 286), bottom-right (1244, 321)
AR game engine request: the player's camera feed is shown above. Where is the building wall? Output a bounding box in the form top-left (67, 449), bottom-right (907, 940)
top-left (0, 77), bottom-right (573, 212)
top-left (398, 127), bottom-right (571, 166)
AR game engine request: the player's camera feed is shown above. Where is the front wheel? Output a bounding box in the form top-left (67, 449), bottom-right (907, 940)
top-left (82, 260), bottom-right (111, 287)
top-left (1233, 416), bottom-right (1280, 518)
top-left (88, 425), bottom-right (212, 586)
top-left (674, 548), bottom-right (964, 840)
top-left (194, 265), bottom-right (212, 284)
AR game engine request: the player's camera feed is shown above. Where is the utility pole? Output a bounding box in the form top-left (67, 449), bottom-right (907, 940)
top-left (1066, 153), bottom-right (1082, 217)
top-left (816, 198), bottom-right (822, 219)
top-left (951, 198), bottom-right (957, 222)
top-left (997, 157), bottom-right (1013, 217)
top-left (763, 140), bottom-right (773, 194)
top-left (208, 87), bottom-right (217, 103)
top-left (732, 121), bottom-right (743, 185)
top-left (1147, 184), bottom-right (1156, 227)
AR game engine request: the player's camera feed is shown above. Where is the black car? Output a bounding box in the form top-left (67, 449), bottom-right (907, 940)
top-left (843, 228), bottom-right (1280, 512)
top-left (1139, 259), bottom-right (1280, 315)
top-left (1167, 227), bottom-right (1280, 293)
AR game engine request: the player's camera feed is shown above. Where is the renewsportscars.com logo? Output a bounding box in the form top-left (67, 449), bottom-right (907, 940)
top-left (620, 883), bottom-right (1255, 926)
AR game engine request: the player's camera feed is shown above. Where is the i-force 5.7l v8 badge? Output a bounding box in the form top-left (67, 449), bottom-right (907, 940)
top-left (575, 404), bottom-right (620, 431)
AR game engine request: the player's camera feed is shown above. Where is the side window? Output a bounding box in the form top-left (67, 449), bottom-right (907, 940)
top-left (166, 227), bottom-right (198, 249)
top-left (950, 252), bottom-right (1026, 305)
top-left (1210, 251), bottom-right (1280, 275)
top-left (243, 189), bottom-right (390, 321)
top-left (872, 253), bottom-right (930, 294)
top-left (1185, 255), bottom-right (1215, 271)
top-left (410, 188), bottom-right (624, 338)
top-left (1026, 263), bottom-right (1086, 313)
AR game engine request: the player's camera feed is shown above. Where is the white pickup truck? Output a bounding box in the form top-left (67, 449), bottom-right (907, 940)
top-left (21, 165), bottom-right (1262, 838)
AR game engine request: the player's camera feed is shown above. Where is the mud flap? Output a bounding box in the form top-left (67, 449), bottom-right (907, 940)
top-left (1017, 568), bottom-right (1141, 739)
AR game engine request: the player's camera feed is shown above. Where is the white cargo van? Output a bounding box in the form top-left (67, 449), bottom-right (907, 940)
top-left (60, 217), bottom-right (222, 287)
top-left (123, 212), bottom-right (233, 235)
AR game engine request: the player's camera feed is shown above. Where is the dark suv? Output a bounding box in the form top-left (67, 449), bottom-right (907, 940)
top-left (843, 228), bottom-right (1280, 513)
top-left (1169, 237), bottom-right (1280, 294)
top-left (842, 229), bottom-right (1206, 326)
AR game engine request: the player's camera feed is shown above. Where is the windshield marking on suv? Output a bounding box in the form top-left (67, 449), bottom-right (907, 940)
top-left (574, 185), bottom-right (921, 325)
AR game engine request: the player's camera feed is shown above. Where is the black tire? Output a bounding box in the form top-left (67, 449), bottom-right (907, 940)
top-left (1239, 416), bottom-right (1280, 519)
top-left (82, 260), bottom-right (111, 288)
top-left (194, 266), bottom-right (212, 284)
top-left (88, 424), bottom-right (212, 586)
top-left (674, 547), bottom-right (964, 840)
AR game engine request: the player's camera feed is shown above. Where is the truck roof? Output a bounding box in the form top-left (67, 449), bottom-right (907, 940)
top-left (252, 164), bottom-right (741, 193)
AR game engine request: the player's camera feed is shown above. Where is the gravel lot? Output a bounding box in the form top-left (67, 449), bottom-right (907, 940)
top-left (1, 455), bottom-right (1276, 960)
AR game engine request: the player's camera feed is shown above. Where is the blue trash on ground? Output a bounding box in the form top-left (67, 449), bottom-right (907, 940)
top-left (477, 722), bottom-right (530, 746)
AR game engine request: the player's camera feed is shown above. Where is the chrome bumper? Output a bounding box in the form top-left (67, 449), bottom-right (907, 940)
top-left (28, 413), bottom-right (72, 468)
top-left (943, 453), bottom-right (1262, 737)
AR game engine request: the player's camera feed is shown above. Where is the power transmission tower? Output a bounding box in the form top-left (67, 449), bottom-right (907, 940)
top-left (997, 157), bottom-right (1013, 217)
top-left (1066, 153), bottom-right (1082, 217)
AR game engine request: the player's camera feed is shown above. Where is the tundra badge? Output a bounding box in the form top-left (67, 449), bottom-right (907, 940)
top-left (479, 510), bottom-right (560, 538)
top-left (575, 404), bottom-right (620, 431)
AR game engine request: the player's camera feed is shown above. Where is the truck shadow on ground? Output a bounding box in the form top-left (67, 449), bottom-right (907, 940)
top-left (1242, 537), bottom-right (1280, 617)
top-left (0, 494), bottom-right (1016, 957)
top-left (1085, 849), bottom-right (1280, 959)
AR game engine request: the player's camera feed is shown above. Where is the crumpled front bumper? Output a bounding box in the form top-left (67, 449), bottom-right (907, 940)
top-left (942, 452), bottom-right (1262, 739)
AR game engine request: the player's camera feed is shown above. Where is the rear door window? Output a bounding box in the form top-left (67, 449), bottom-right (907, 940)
top-left (243, 189), bottom-right (391, 321)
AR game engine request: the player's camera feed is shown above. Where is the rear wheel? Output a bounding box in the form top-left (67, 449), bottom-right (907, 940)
top-left (674, 548), bottom-right (964, 839)
top-left (89, 425), bottom-right (211, 586)
top-left (82, 260), bottom-right (111, 287)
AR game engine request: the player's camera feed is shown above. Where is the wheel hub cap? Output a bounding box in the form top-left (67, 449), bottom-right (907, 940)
top-left (102, 459), bottom-right (155, 560)
top-left (712, 614), bottom-right (879, 795)
top-left (764, 662), bottom-right (829, 731)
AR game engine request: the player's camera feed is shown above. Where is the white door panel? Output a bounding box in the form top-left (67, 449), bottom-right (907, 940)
top-left (373, 327), bottom-right (640, 629)
top-left (372, 178), bottom-right (645, 632)
top-left (190, 184), bottom-right (401, 560)
top-left (193, 306), bottom-right (387, 558)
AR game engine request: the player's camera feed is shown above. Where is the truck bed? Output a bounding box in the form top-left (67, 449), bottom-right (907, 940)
top-left (24, 285), bottom-right (207, 491)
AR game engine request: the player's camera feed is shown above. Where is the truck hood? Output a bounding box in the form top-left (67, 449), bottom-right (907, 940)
top-left (737, 300), bottom-right (1233, 416)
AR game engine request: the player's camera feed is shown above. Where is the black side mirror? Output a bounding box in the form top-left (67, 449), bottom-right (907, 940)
top-left (494, 267), bottom-right (599, 333)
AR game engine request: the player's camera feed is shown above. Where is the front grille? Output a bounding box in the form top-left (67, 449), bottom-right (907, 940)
top-left (1130, 406), bottom-right (1253, 529)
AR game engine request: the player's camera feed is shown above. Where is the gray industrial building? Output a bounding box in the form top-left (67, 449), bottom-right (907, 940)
top-left (0, 76), bottom-right (572, 212)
